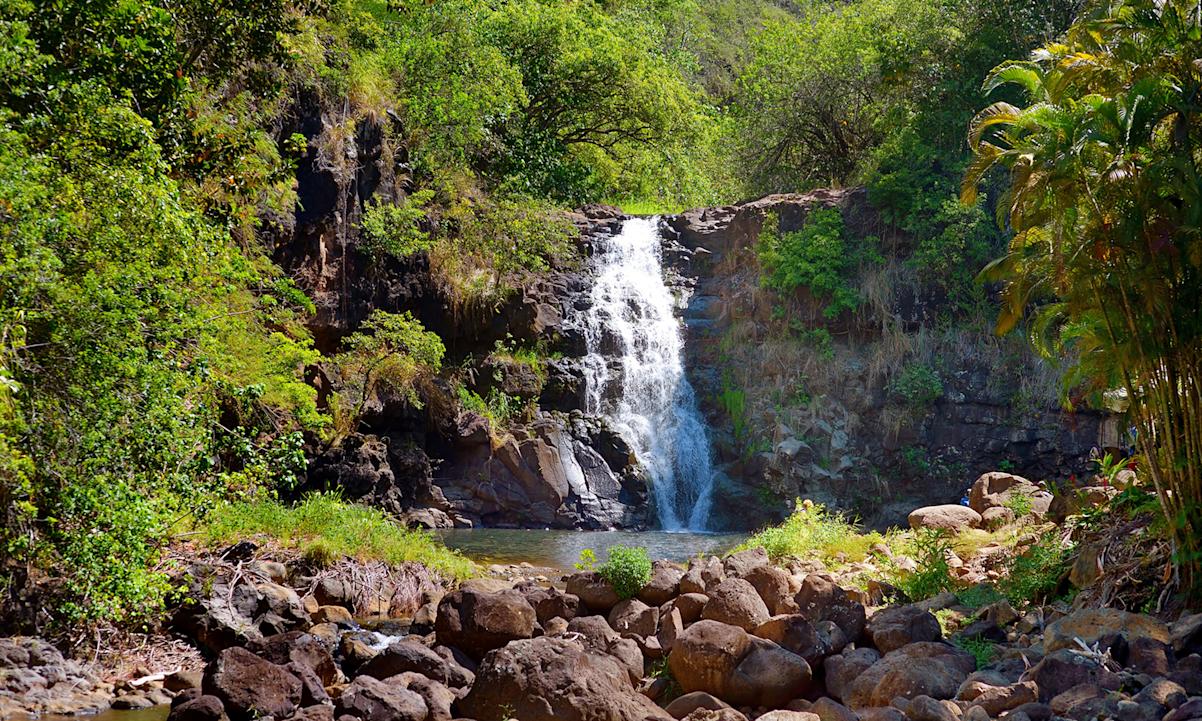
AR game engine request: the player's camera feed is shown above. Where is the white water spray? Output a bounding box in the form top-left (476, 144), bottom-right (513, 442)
top-left (581, 217), bottom-right (716, 531)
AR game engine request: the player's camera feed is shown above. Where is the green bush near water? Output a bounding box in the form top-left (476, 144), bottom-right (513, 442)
top-left (599, 545), bottom-right (652, 600)
top-left (200, 492), bottom-right (476, 580)
top-left (737, 501), bottom-right (885, 566)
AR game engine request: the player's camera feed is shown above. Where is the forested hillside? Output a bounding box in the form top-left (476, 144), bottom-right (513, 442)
top-left (7, 0), bottom-right (1202, 636)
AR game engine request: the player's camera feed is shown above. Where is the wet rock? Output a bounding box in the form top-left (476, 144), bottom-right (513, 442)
top-left (167, 695), bottom-right (227, 721)
top-left (359, 637), bottom-right (472, 688)
top-left (867, 605), bottom-right (943, 654)
top-left (701, 578), bottom-right (771, 632)
top-left (335, 675), bottom-right (427, 721)
top-left (205, 647), bottom-right (302, 721)
top-left (434, 588), bottom-right (536, 660)
top-left (312, 605), bottom-right (354, 626)
top-left (458, 636), bottom-right (672, 721)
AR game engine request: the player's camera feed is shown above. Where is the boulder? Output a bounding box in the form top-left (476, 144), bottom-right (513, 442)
top-left (724, 548), bottom-right (769, 577)
top-left (668, 620), bottom-right (811, 707)
top-left (964, 681), bottom-right (1038, 716)
top-left (639, 561), bottom-right (685, 605)
top-left (744, 564), bottom-right (796, 615)
top-left (754, 615), bottom-right (833, 668)
top-left (393, 672), bottom-right (455, 721)
top-left (610, 598), bottom-right (660, 638)
top-left (824, 647), bottom-right (881, 702)
top-left (726, 636), bottom-right (813, 707)
top-left (1043, 608), bottom-right (1170, 653)
top-left (204, 647), bottom-right (301, 721)
top-left (335, 675), bottom-right (428, 721)
top-left (969, 472), bottom-right (1039, 514)
top-left (167, 695), bottom-right (227, 721)
top-left (568, 615), bottom-right (645, 683)
top-left (358, 637), bottom-right (472, 688)
top-left (247, 631), bottom-right (338, 685)
top-left (434, 588), bottom-right (535, 659)
top-left (843, 642), bottom-right (976, 710)
top-left (673, 593), bottom-right (710, 623)
top-left (907, 505), bottom-right (981, 532)
top-left (980, 506), bottom-right (1014, 530)
top-left (867, 605), bottom-right (943, 654)
top-left (457, 636), bottom-right (672, 721)
top-left (795, 574), bottom-right (866, 643)
top-left (1022, 649), bottom-right (1121, 702)
top-left (665, 691), bottom-right (732, 719)
top-left (810, 697), bottom-right (858, 721)
top-left (520, 584), bottom-right (581, 623)
top-left (701, 578), bottom-right (771, 631)
top-left (757, 713), bottom-right (820, 721)
top-left (904, 695), bottom-right (960, 721)
top-left (660, 607), bottom-right (685, 653)
top-left (284, 660), bottom-right (329, 707)
top-left (565, 571), bottom-right (621, 612)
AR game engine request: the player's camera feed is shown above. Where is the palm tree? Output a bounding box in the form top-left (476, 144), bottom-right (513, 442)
top-left (964, 0), bottom-right (1202, 588)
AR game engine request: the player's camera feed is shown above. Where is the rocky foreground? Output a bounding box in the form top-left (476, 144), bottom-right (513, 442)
top-left (6, 537), bottom-right (1202, 721)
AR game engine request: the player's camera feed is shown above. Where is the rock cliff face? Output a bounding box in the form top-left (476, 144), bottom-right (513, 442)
top-left (268, 103), bottom-right (645, 529)
top-left (657, 190), bottom-right (1108, 529)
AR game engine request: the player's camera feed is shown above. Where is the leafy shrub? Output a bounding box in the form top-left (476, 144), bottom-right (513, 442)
top-left (1004, 493), bottom-right (1033, 519)
top-left (955, 584), bottom-right (1003, 609)
top-left (599, 545), bottom-right (652, 600)
top-left (998, 532), bottom-right (1073, 605)
top-left (890, 363), bottom-right (944, 407)
top-left (893, 528), bottom-right (954, 600)
top-left (574, 548), bottom-right (597, 571)
top-left (738, 501), bottom-right (884, 565)
top-left (758, 209), bottom-right (870, 319)
top-left (361, 189), bottom-right (436, 260)
top-left (954, 635), bottom-right (997, 669)
top-left (718, 372), bottom-right (747, 439)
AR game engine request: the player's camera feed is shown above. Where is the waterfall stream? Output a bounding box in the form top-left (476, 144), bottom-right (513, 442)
top-left (582, 217), bottom-right (716, 531)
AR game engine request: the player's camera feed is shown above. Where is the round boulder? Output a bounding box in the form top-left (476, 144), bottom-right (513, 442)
top-left (867, 605), bottom-right (943, 654)
top-left (701, 578), bottom-right (771, 631)
top-left (844, 642), bottom-right (976, 710)
top-left (204, 647), bottom-right (301, 721)
top-left (434, 588), bottom-right (535, 660)
top-left (458, 636), bottom-right (672, 721)
top-left (908, 505), bottom-right (981, 532)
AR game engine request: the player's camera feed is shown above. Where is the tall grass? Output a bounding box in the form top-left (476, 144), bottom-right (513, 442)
top-left (200, 493), bottom-right (476, 580)
top-left (736, 501), bottom-right (886, 565)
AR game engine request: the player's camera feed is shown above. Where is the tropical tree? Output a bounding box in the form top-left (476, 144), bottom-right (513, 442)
top-left (964, 0), bottom-right (1202, 586)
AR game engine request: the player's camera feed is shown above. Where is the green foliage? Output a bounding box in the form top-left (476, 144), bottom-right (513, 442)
top-left (890, 363), bottom-right (944, 408)
top-left (954, 635), bottom-right (997, 670)
top-left (717, 372), bottom-right (747, 440)
top-left (332, 311), bottom-right (444, 433)
top-left (574, 548), bottom-right (597, 572)
top-left (998, 533), bottom-right (1072, 606)
top-left (964, 0), bottom-right (1202, 585)
top-left (738, 502), bottom-right (885, 566)
top-left (1004, 493), bottom-right (1033, 519)
top-left (200, 492), bottom-right (476, 579)
top-left (758, 209), bottom-right (880, 319)
top-left (599, 545), bottom-right (652, 600)
top-left (955, 584), bottom-right (1004, 610)
top-left (361, 190), bottom-right (436, 260)
top-left (457, 385), bottom-right (523, 429)
top-left (893, 528), bottom-right (955, 601)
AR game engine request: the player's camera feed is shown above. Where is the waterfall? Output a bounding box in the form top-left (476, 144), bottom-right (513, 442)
top-left (582, 217), bottom-right (716, 531)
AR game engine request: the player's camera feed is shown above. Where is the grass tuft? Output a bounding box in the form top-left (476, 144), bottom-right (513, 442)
top-left (736, 501), bottom-right (886, 566)
top-left (199, 492), bottom-right (476, 580)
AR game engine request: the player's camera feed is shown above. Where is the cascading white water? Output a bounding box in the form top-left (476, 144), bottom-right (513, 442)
top-left (582, 217), bottom-right (715, 531)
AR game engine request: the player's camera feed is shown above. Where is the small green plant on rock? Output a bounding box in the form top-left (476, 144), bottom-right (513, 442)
top-left (890, 362), bottom-right (943, 408)
top-left (599, 545), bottom-right (652, 599)
top-left (998, 532), bottom-right (1074, 606)
top-left (954, 635), bottom-right (997, 670)
top-left (1004, 492), bottom-right (1033, 519)
top-left (575, 548), bottom-right (597, 571)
